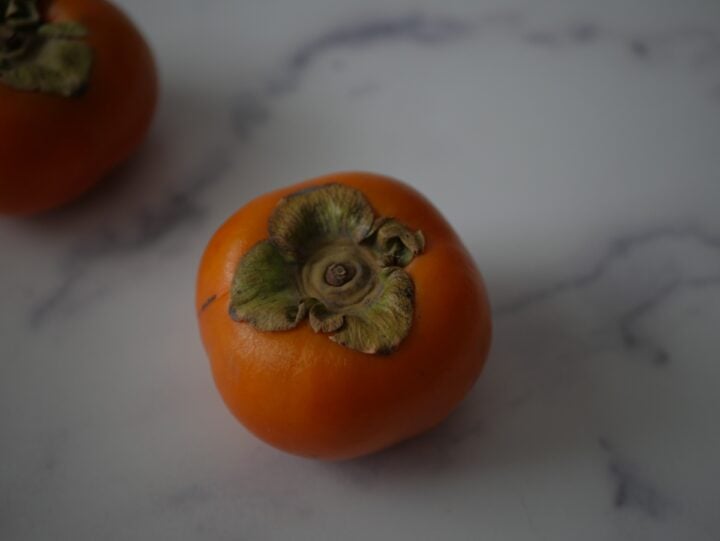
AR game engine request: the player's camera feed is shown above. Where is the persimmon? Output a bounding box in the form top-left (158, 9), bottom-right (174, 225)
top-left (196, 172), bottom-right (492, 460)
top-left (0, 0), bottom-right (157, 215)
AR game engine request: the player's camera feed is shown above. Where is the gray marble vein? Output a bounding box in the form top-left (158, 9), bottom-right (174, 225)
top-left (599, 438), bottom-right (675, 520)
top-left (28, 148), bottom-right (232, 326)
top-left (265, 13), bottom-right (475, 96)
top-left (495, 226), bottom-right (720, 316)
top-left (618, 274), bottom-right (720, 365)
top-left (495, 226), bottom-right (720, 366)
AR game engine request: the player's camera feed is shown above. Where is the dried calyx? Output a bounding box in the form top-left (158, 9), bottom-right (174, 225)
top-left (229, 184), bottom-right (426, 354)
top-left (0, 0), bottom-right (92, 96)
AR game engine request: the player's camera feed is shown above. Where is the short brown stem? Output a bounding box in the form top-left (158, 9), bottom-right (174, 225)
top-left (325, 263), bottom-right (355, 287)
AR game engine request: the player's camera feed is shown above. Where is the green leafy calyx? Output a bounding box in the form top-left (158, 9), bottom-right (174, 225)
top-left (229, 183), bottom-right (425, 354)
top-left (0, 0), bottom-right (93, 97)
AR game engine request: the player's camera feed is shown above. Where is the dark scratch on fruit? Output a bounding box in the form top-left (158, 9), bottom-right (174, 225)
top-left (200, 294), bottom-right (217, 313)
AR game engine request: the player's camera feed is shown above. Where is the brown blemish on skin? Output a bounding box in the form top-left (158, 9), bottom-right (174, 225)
top-left (200, 294), bottom-right (217, 313)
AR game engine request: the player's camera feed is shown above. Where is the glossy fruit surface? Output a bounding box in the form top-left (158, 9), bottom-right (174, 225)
top-left (196, 172), bottom-right (492, 460)
top-left (0, 0), bottom-right (157, 215)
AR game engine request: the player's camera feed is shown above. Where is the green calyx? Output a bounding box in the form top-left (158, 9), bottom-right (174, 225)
top-left (0, 0), bottom-right (93, 97)
top-left (229, 184), bottom-right (426, 354)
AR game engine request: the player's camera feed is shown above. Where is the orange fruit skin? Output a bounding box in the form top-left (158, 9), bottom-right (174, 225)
top-left (196, 172), bottom-right (492, 460)
top-left (0, 0), bottom-right (158, 215)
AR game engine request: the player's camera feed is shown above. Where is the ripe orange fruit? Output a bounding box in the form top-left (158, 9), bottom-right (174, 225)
top-left (196, 172), bottom-right (492, 459)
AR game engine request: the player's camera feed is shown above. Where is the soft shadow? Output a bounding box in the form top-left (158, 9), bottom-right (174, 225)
top-left (322, 260), bottom-right (677, 491)
top-left (16, 87), bottom-right (233, 240)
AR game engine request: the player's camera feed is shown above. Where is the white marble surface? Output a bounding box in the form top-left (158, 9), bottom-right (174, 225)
top-left (2, 0), bottom-right (720, 539)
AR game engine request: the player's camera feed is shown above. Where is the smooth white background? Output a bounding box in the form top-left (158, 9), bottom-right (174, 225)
top-left (1, 0), bottom-right (719, 539)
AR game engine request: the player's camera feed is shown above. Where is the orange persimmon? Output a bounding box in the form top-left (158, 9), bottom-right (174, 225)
top-left (0, 0), bottom-right (157, 215)
top-left (196, 172), bottom-right (492, 460)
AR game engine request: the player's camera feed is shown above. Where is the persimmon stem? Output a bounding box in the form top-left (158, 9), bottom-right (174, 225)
top-left (325, 263), bottom-right (355, 287)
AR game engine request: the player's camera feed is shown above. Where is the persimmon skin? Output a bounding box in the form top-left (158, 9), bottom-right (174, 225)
top-left (0, 0), bottom-right (157, 215)
top-left (196, 172), bottom-right (492, 460)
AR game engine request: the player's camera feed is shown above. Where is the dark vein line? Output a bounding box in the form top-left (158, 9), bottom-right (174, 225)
top-left (265, 13), bottom-right (475, 96)
top-left (495, 225), bottom-right (720, 317)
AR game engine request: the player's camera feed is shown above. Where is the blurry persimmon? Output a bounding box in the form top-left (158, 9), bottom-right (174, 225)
top-left (0, 0), bottom-right (157, 214)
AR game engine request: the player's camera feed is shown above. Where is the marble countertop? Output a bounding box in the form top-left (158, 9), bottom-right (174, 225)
top-left (2, 0), bottom-right (720, 539)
